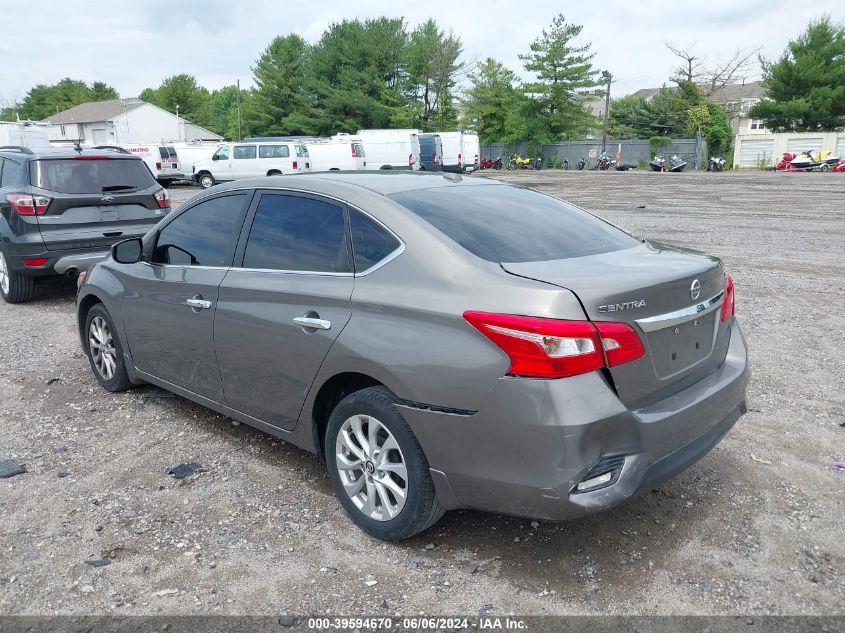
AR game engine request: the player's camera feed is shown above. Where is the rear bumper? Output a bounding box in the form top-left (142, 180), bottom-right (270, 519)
top-left (3, 245), bottom-right (110, 277)
top-left (399, 319), bottom-right (749, 520)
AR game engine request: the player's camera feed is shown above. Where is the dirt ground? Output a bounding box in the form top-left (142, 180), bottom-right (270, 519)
top-left (0, 170), bottom-right (843, 618)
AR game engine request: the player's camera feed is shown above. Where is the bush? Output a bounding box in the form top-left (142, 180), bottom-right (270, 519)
top-left (545, 156), bottom-right (564, 169)
top-left (649, 135), bottom-right (672, 157)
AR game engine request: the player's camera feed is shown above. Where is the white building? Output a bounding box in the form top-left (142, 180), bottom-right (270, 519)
top-left (733, 131), bottom-right (845, 169)
top-left (43, 98), bottom-right (222, 146)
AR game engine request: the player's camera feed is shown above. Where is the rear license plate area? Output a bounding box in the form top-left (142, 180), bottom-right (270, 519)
top-left (647, 312), bottom-right (716, 378)
top-left (99, 205), bottom-right (118, 220)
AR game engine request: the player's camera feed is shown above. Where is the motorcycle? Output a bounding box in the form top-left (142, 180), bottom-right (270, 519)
top-left (615, 163), bottom-right (636, 171)
top-left (576, 156), bottom-right (586, 170)
top-left (708, 156), bottom-right (726, 172)
top-left (833, 159), bottom-right (845, 173)
top-left (532, 156), bottom-right (542, 170)
top-left (776, 150), bottom-right (841, 172)
top-left (562, 158), bottom-right (569, 170)
top-left (593, 152), bottom-right (614, 171)
top-left (480, 156), bottom-right (502, 170)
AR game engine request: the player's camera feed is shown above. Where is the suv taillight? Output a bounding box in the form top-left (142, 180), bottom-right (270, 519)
top-left (463, 311), bottom-right (644, 379)
top-left (154, 188), bottom-right (170, 209)
top-left (6, 194), bottom-right (51, 216)
top-left (721, 274), bottom-right (735, 322)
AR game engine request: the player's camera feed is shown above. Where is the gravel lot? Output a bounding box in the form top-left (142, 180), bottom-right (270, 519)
top-left (1, 171), bottom-right (843, 617)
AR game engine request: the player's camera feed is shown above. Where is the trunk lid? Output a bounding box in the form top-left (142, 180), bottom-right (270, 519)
top-left (502, 241), bottom-right (731, 407)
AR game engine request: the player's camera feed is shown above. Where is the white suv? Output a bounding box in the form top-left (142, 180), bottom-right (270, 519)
top-left (193, 142), bottom-right (311, 189)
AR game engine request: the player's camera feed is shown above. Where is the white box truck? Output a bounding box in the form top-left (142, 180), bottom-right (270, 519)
top-left (0, 121), bottom-right (52, 151)
top-left (305, 134), bottom-right (367, 171)
top-left (357, 129), bottom-right (421, 170)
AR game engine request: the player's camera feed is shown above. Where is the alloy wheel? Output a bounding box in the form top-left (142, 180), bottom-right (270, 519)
top-left (335, 414), bottom-right (408, 521)
top-left (0, 251), bottom-right (9, 295)
top-left (89, 316), bottom-right (117, 380)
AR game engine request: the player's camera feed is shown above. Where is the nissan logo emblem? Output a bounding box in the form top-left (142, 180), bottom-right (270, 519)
top-left (690, 279), bottom-right (701, 301)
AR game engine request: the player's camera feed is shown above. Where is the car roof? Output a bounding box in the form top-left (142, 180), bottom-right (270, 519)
top-left (0, 147), bottom-right (142, 161)
top-left (210, 172), bottom-right (505, 196)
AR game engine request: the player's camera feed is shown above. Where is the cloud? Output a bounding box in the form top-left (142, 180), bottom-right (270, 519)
top-left (0, 0), bottom-right (841, 103)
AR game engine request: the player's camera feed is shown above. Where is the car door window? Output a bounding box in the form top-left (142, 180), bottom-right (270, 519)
top-left (152, 193), bottom-right (248, 266)
top-left (259, 145), bottom-right (288, 159)
top-left (234, 145), bottom-right (257, 160)
top-left (0, 159), bottom-right (20, 187)
top-left (241, 194), bottom-right (349, 273)
top-left (349, 208), bottom-right (401, 273)
top-left (213, 146), bottom-right (230, 160)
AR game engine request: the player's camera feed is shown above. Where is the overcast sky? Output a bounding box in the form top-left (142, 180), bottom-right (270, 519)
top-left (1, 0), bottom-right (841, 105)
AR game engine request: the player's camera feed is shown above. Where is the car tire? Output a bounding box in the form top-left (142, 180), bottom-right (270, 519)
top-left (325, 386), bottom-right (444, 541)
top-left (198, 172), bottom-right (215, 189)
top-left (83, 303), bottom-right (133, 392)
top-left (0, 249), bottom-right (35, 304)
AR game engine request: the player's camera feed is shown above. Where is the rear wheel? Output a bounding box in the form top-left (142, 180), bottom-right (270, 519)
top-left (198, 172), bottom-right (215, 189)
top-left (0, 250), bottom-right (35, 304)
top-left (325, 387), bottom-right (444, 541)
top-left (84, 304), bottom-right (133, 392)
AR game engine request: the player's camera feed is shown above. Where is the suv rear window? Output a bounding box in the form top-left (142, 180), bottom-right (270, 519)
top-left (30, 158), bottom-right (156, 194)
top-left (389, 185), bottom-right (638, 263)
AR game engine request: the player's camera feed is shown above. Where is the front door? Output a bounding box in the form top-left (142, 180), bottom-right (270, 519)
top-left (122, 192), bottom-right (251, 400)
top-left (214, 191), bottom-right (354, 429)
top-left (211, 146), bottom-right (233, 181)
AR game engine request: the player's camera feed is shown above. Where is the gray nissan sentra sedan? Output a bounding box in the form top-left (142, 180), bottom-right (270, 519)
top-left (76, 172), bottom-right (748, 541)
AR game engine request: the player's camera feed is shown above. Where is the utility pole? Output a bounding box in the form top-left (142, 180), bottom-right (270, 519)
top-left (236, 79), bottom-right (242, 141)
top-left (175, 104), bottom-right (180, 142)
top-left (601, 70), bottom-right (612, 154)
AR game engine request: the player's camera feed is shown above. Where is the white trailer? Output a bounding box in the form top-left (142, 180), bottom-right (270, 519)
top-left (357, 129), bottom-right (421, 170)
top-left (305, 134), bottom-right (367, 171)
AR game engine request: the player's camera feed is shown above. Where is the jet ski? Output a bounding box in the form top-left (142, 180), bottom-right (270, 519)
top-left (668, 154), bottom-right (687, 172)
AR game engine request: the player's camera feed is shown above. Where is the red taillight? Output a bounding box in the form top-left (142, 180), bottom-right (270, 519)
top-left (721, 274), bottom-right (735, 322)
top-left (154, 188), bottom-right (170, 209)
top-left (463, 312), bottom-right (644, 379)
top-left (7, 194), bottom-right (51, 216)
top-left (351, 145), bottom-right (358, 157)
top-left (293, 161), bottom-right (298, 169)
top-left (155, 162), bottom-right (162, 170)
top-left (23, 258), bottom-right (48, 267)
top-left (433, 152), bottom-right (438, 164)
top-left (458, 152), bottom-right (462, 165)
top-left (409, 153), bottom-right (413, 167)
top-left (594, 322), bottom-right (645, 367)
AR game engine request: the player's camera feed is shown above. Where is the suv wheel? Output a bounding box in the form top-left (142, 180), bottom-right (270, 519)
top-left (325, 387), bottom-right (444, 541)
top-left (0, 250), bottom-right (35, 304)
top-left (198, 173), bottom-right (215, 189)
top-left (84, 304), bottom-right (133, 392)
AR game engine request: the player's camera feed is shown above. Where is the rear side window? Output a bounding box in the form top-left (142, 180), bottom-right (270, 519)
top-left (352, 143), bottom-right (365, 158)
top-left (241, 194), bottom-right (349, 273)
top-left (167, 147), bottom-right (177, 158)
top-left (349, 208), bottom-right (400, 272)
top-left (258, 145), bottom-right (289, 159)
top-left (389, 185), bottom-right (638, 263)
top-left (152, 193), bottom-right (248, 266)
top-left (295, 145), bottom-right (309, 157)
top-left (159, 147), bottom-right (169, 159)
top-left (234, 145), bottom-right (257, 160)
top-left (30, 158), bottom-right (156, 194)
top-left (1, 159), bottom-right (21, 187)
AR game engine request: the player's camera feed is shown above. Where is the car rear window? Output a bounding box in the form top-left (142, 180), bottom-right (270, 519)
top-left (389, 185), bottom-right (638, 263)
top-left (30, 158), bottom-right (156, 194)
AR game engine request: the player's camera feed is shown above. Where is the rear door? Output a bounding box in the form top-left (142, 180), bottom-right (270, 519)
top-left (28, 156), bottom-right (166, 251)
top-left (121, 192), bottom-right (251, 399)
top-left (214, 191), bottom-right (354, 429)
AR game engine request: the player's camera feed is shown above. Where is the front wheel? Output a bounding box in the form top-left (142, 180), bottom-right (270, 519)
top-left (0, 250), bottom-right (35, 304)
top-left (84, 304), bottom-right (133, 392)
top-left (198, 172), bottom-right (215, 189)
top-left (325, 387), bottom-right (444, 541)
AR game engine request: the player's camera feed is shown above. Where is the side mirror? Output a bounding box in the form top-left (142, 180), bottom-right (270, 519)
top-left (212, 154), bottom-right (220, 161)
top-left (112, 238), bottom-right (143, 264)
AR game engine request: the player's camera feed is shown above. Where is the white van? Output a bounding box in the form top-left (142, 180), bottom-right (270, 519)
top-left (305, 134), bottom-right (366, 171)
top-left (116, 144), bottom-right (184, 184)
top-left (357, 129), bottom-right (421, 170)
top-left (192, 141), bottom-right (311, 189)
top-left (0, 121), bottom-right (52, 151)
top-left (170, 141), bottom-right (221, 178)
top-left (436, 131), bottom-right (465, 173)
top-left (462, 131), bottom-right (480, 172)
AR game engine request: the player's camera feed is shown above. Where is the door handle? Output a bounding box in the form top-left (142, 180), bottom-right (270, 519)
top-left (293, 316), bottom-right (332, 330)
top-left (186, 298), bottom-right (212, 310)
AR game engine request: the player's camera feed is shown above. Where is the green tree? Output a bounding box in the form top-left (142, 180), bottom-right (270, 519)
top-left (749, 15), bottom-right (845, 131)
top-left (459, 58), bottom-right (522, 144)
top-left (519, 14), bottom-right (601, 141)
top-left (11, 78), bottom-right (120, 120)
top-left (406, 19), bottom-right (463, 130)
top-left (608, 94), bottom-right (653, 138)
top-left (245, 34), bottom-right (315, 136)
top-left (205, 86), bottom-right (240, 139)
top-left (139, 74), bottom-right (210, 126)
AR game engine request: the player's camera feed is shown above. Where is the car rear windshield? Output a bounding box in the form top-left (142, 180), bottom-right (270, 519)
top-left (30, 158), bottom-right (156, 194)
top-left (389, 185), bottom-right (638, 263)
